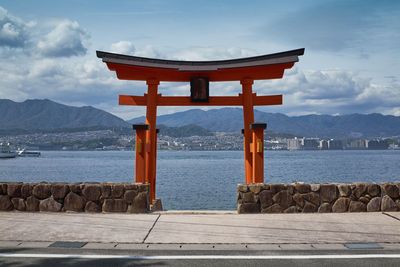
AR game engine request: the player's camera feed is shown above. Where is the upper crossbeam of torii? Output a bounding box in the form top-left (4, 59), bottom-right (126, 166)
top-left (97, 48), bottom-right (304, 204)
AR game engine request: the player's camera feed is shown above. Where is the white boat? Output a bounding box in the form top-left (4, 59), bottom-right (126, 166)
top-left (0, 143), bottom-right (17, 159)
top-left (17, 148), bottom-right (41, 157)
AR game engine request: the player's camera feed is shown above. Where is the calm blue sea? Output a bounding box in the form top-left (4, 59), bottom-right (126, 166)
top-left (0, 150), bottom-right (399, 210)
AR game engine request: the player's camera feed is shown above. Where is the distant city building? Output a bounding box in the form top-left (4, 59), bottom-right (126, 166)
top-left (348, 139), bottom-right (368, 149)
top-left (302, 138), bottom-right (319, 150)
top-left (328, 139), bottom-right (343, 150)
top-left (367, 139), bottom-right (389, 150)
top-left (389, 143), bottom-right (399, 150)
top-left (319, 140), bottom-right (328, 150)
top-left (1, 128), bottom-right (394, 151)
top-left (287, 137), bottom-right (302, 150)
top-left (265, 140), bottom-right (286, 150)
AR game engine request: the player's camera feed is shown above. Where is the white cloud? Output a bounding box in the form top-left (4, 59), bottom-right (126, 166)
top-left (129, 45), bottom-right (256, 61)
top-left (134, 45), bottom-right (163, 58)
top-left (110, 41), bottom-right (135, 55)
top-left (37, 20), bottom-right (89, 57)
top-left (28, 59), bottom-right (62, 78)
top-left (256, 68), bottom-right (400, 115)
top-left (0, 6), bottom-right (398, 120)
top-left (0, 6), bottom-right (30, 47)
top-left (170, 46), bottom-right (256, 61)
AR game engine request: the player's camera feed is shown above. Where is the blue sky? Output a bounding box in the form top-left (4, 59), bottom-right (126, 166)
top-left (0, 0), bottom-right (399, 119)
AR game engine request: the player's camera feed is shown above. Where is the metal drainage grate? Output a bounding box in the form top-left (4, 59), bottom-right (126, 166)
top-left (344, 243), bottom-right (383, 249)
top-left (48, 241), bottom-right (87, 249)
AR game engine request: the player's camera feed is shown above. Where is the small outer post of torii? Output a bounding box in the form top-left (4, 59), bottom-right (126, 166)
top-left (145, 79), bottom-right (159, 203)
top-left (132, 124), bottom-right (149, 183)
top-left (154, 128), bottom-right (159, 189)
top-left (241, 78), bottom-right (255, 184)
top-left (251, 123), bottom-right (267, 183)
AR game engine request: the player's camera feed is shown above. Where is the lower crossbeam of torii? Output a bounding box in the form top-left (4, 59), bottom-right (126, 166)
top-left (97, 48), bottom-right (304, 205)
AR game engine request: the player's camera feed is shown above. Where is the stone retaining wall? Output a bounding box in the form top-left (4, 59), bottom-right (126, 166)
top-left (237, 183), bottom-right (400, 213)
top-left (0, 182), bottom-right (149, 213)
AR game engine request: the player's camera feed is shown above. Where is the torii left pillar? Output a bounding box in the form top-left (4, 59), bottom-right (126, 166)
top-left (241, 78), bottom-right (255, 184)
top-left (145, 79), bottom-right (159, 203)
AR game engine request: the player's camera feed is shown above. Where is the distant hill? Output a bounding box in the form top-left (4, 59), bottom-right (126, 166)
top-left (0, 99), bottom-right (129, 133)
top-left (2, 99), bottom-right (399, 138)
top-left (129, 108), bottom-right (400, 138)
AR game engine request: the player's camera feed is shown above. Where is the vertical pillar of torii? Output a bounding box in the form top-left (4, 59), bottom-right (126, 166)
top-left (132, 124), bottom-right (148, 183)
top-left (241, 78), bottom-right (255, 184)
top-left (145, 79), bottom-right (159, 202)
top-left (251, 123), bottom-right (267, 183)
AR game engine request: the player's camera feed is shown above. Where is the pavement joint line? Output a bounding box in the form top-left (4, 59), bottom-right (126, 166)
top-left (1, 253), bottom-right (400, 260)
top-left (142, 214), bottom-right (161, 243)
top-left (344, 242), bottom-right (383, 250)
top-left (48, 241), bottom-right (87, 249)
top-left (383, 212), bottom-right (400, 222)
top-left (2, 241), bottom-right (400, 246)
top-left (155, 210), bottom-right (237, 215)
top-left (2, 240), bottom-right (400, 245)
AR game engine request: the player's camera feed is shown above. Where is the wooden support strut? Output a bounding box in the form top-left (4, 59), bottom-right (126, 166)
top-left (132, 124), bottom-right (149, 183)
top-left (119, 94), bottom-right (282, 106)
top-left (154, 128), bottom-right (159, 196)
top-left (251, 123), bottom-right (267, 183)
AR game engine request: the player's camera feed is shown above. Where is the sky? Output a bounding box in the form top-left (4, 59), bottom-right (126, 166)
top-left (0, 0), bottom-right (399, 119)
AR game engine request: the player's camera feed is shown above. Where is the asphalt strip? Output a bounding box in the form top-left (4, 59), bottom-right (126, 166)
top-left (0, 253), bottom-right (400, 260)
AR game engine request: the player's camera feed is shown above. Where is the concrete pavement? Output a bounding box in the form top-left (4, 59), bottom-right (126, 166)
top-left (145, 212), bottom-right (400, 244)
top-left (1, 211), bottom-right (400, 245)
top-left (1, 212), bottom-right (400, 266)
top-left (0, 212), bottom-right (158, 243)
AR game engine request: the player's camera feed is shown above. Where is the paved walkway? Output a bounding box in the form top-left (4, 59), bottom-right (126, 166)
top-left (1, 211), bottom-right (400, 250)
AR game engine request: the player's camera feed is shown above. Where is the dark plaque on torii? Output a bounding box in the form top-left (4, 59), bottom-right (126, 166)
top-left (190, 77), bottom-right (209, 102)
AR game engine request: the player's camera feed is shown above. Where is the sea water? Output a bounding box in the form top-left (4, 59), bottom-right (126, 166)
top-left (0, 150), bottom-right (399, 210)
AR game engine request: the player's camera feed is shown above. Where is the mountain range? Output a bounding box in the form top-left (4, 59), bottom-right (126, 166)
top-left (1, 99), bottom-right (400, 138)
top-left (0, 99), bottom-right (129, 132)
top-left (129, 108), bottom-right (400, 138)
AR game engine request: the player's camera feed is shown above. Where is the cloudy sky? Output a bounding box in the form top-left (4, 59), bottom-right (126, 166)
top-left (0, 0), bottom-right (399, 119)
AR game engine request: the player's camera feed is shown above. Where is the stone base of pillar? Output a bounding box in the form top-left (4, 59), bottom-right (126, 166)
top-left (237, 183), bottom-right (400, 214)
top-left (150, 198), bottom-right (163, 212)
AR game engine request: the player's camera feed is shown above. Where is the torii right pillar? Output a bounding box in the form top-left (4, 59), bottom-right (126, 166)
top-left (241, 78), bottom-right (255, 184)
top-left (241, 78), bottom-right (267, 184)
top-left (251, 123), bottom-right (267, 183)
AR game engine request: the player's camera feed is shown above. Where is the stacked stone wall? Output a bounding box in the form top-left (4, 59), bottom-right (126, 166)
top-left (238, 183), bottom-right (400, 214)
top-left (0, 182), bottom-right (149, 213)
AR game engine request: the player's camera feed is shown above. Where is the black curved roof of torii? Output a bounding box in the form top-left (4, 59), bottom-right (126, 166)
top-left (96, 48), bottom-right (305, 67)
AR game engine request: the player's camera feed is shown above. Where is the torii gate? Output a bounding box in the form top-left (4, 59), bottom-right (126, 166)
top-left (97, 48), bottom-right (304, 205)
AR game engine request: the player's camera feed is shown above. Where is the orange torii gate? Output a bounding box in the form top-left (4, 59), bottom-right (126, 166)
top-left (97, 48), bottom-right (304, 204)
